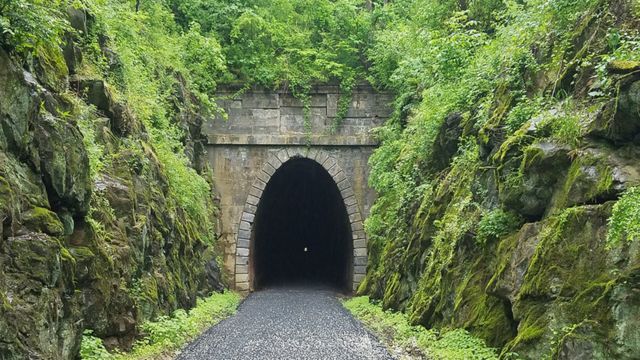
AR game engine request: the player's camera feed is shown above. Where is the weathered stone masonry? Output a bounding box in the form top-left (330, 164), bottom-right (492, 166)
top-left (203, 84), bottom-right (392, 292)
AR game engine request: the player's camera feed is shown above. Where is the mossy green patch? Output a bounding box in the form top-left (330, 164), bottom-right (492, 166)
top-left (453, 255), bottom-right (515, 347)
top-left (518, 206), bottom-right (607, 298)
top-left (501, 302), bottom-right (547, 355)
top-left (35, 41), bottom-right (69, 93)
top-left (608, 60), bottom-right (640, 73)
top-left (21, 207), bottom-right (65, 236)
top-left (549, 153), bottom-right (615, 213)
top-left (0, 291), bottom-right (11, 311)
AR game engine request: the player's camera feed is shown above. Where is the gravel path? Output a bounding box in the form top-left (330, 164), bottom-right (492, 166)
top-left (177, 286), bottom-right (393, 360)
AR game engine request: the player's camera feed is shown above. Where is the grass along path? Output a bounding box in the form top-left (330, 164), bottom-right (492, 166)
top-left (342, 296), bottom-right (501, 360)
top-left (81, 291), bottom-right (242, 360)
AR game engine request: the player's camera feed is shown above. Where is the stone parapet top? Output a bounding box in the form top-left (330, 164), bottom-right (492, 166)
top-left (207, 133), bottom-right (379, 146)
top-left (215, 82), bottom-right (385, 96)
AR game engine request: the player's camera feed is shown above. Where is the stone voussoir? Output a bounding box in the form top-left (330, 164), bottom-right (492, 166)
top-left (237, 256), bottom-right (249, 266)
top-left (238, 229), bottom-right (251, 241)
top-left (353, 239), bottom-right (366, 249)
top-left (241, 212), bottom-right (255, 224)
top-left (248, 186), bottom-right (263, 199)
top-left (354, 265), bottom-right (367, 275)
top-left (239, 220), bottom-right (251, 231)
top-left (354, 248), bottom-right (367, 257)
top-left (237, 238), bottom-right (250, 249)
top-left (354, 256), bottom-right (367, 266)
top-left (244, 203), bottom-right (257, 214)
top-left (237, 247), bottom-right (250, 257)
top-left (264, 161), bottom-right (278, 176)
top-left (236, 265), bottom-right (249, 274)
top-left (246, 195), bottom-right (260, 207)
top-left (257, 170), bottom-right (270, 184)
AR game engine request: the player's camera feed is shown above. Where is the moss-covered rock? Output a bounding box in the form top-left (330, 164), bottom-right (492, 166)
top-left (70, 77), bottom-right (140, 136)
top-left (360, 2), bottom-right (640, 359)
top-left (34, 112), bottom-right (91, 214)
top-left (0, 9), bottom-right (223, 358)
top-left (0, 49), bottom-right (37, 156)
top-left (1, 232), bottom-right (83, 359)
top-left (34, 42), bottom-right (69, 93)
top-left (21, 207), bottom-right (65, 236)
top-left (586, 76), bottom-right (640, 144)
top-left (497, 141), bottom-right (571, 220)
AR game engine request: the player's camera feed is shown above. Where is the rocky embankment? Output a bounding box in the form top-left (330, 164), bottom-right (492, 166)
top-left (360, 2), bottom-right (640, 358)
top-left (0, 7), bottom-right (223, 359)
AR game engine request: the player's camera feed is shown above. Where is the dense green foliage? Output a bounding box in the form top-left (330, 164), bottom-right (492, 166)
top-left (363, 0), bottom-right (640, 276)
top-left (2, 0), bottom-right (223, 227)
top-left (0, 0), bottom-right (69, 55)
top-left (81, 291), bottom-right (241, 360)
top-left (86, 0), bottom-right (223, 222)
top-left (168, 0), bottom-right (370, 91)
top-left (343, 296), bottom-right (498, 359)
top-left (166, 0), bottom-right (374, 128)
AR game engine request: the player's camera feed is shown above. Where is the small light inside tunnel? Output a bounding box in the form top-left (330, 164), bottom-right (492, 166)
top-left (304, 247), bottom-right (308, 252)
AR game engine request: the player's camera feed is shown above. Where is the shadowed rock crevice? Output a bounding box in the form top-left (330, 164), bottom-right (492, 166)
top-left (253, 158), bottom-right (352, 291)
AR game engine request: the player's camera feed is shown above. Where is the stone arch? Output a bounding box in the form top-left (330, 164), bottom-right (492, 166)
top-left (234, 148), bottom-right (367, 292)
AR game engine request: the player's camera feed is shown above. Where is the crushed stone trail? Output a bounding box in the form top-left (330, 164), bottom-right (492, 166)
top-left (177, 287), bottom-right (393, 360)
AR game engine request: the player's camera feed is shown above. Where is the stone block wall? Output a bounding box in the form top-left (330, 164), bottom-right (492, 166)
top-left (203, 83), bottom-right (392, 291)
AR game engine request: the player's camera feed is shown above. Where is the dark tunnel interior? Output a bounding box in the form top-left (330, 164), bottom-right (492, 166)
top-left (252, 158), bottom-right (352, 291)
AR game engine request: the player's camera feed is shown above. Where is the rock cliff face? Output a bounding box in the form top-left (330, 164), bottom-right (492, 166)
top-left (0, 9), bottom-right (222, 360)
top-left (360, 3), bottom-right (640, 358)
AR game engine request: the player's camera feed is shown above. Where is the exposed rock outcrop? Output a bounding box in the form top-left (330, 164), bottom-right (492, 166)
top-left (361, 8), bottom-right (640, 359)
top-left (0, 10), bottom-right (223, 360)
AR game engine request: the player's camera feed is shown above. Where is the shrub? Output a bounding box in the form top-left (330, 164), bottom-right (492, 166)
top-left (476, 209), bottom-right (522, 245)
top-left (607, 186), bottom-right (640, 249)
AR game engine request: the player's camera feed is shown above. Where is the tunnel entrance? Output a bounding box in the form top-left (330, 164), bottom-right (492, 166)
top-left (252, 158), bottom-right (352, 291)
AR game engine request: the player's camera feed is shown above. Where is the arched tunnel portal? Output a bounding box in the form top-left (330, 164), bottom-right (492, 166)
top-left (234, 150), bottom-right (368, 293)
top-left (253, 158), bottom-right (352, 290)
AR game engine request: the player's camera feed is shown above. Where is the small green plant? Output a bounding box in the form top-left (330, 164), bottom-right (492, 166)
top-left (595, 28), bottom-right (640, 88)
top-left (80, 330), bottom-right (114, 360)
top-left (476, 209), bottom-right (522, 245)
top-left (606, 186), bottom-right (640, 249)
top-left (331, 77), bottom-right (355, 133)
top-left (343, 296), bottom-right (499, 360)
top-left (504, 98), bottom-right (544, 134)
top-left (81, 291), bottom-right (241, 360)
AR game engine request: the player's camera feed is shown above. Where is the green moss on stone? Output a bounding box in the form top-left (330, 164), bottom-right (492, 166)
top-left (549, 153), bottom-right (615, 213)
top-left (22, 207), bottom-right (64, 236)
top-left (0, 291), bottom-right (11, 311)
top-left (35, 42), bottom-right (69, 93)
top-left (608, 60), bottom-right (640, 73)
top-left (454, 255), bottom-right (514, 347)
